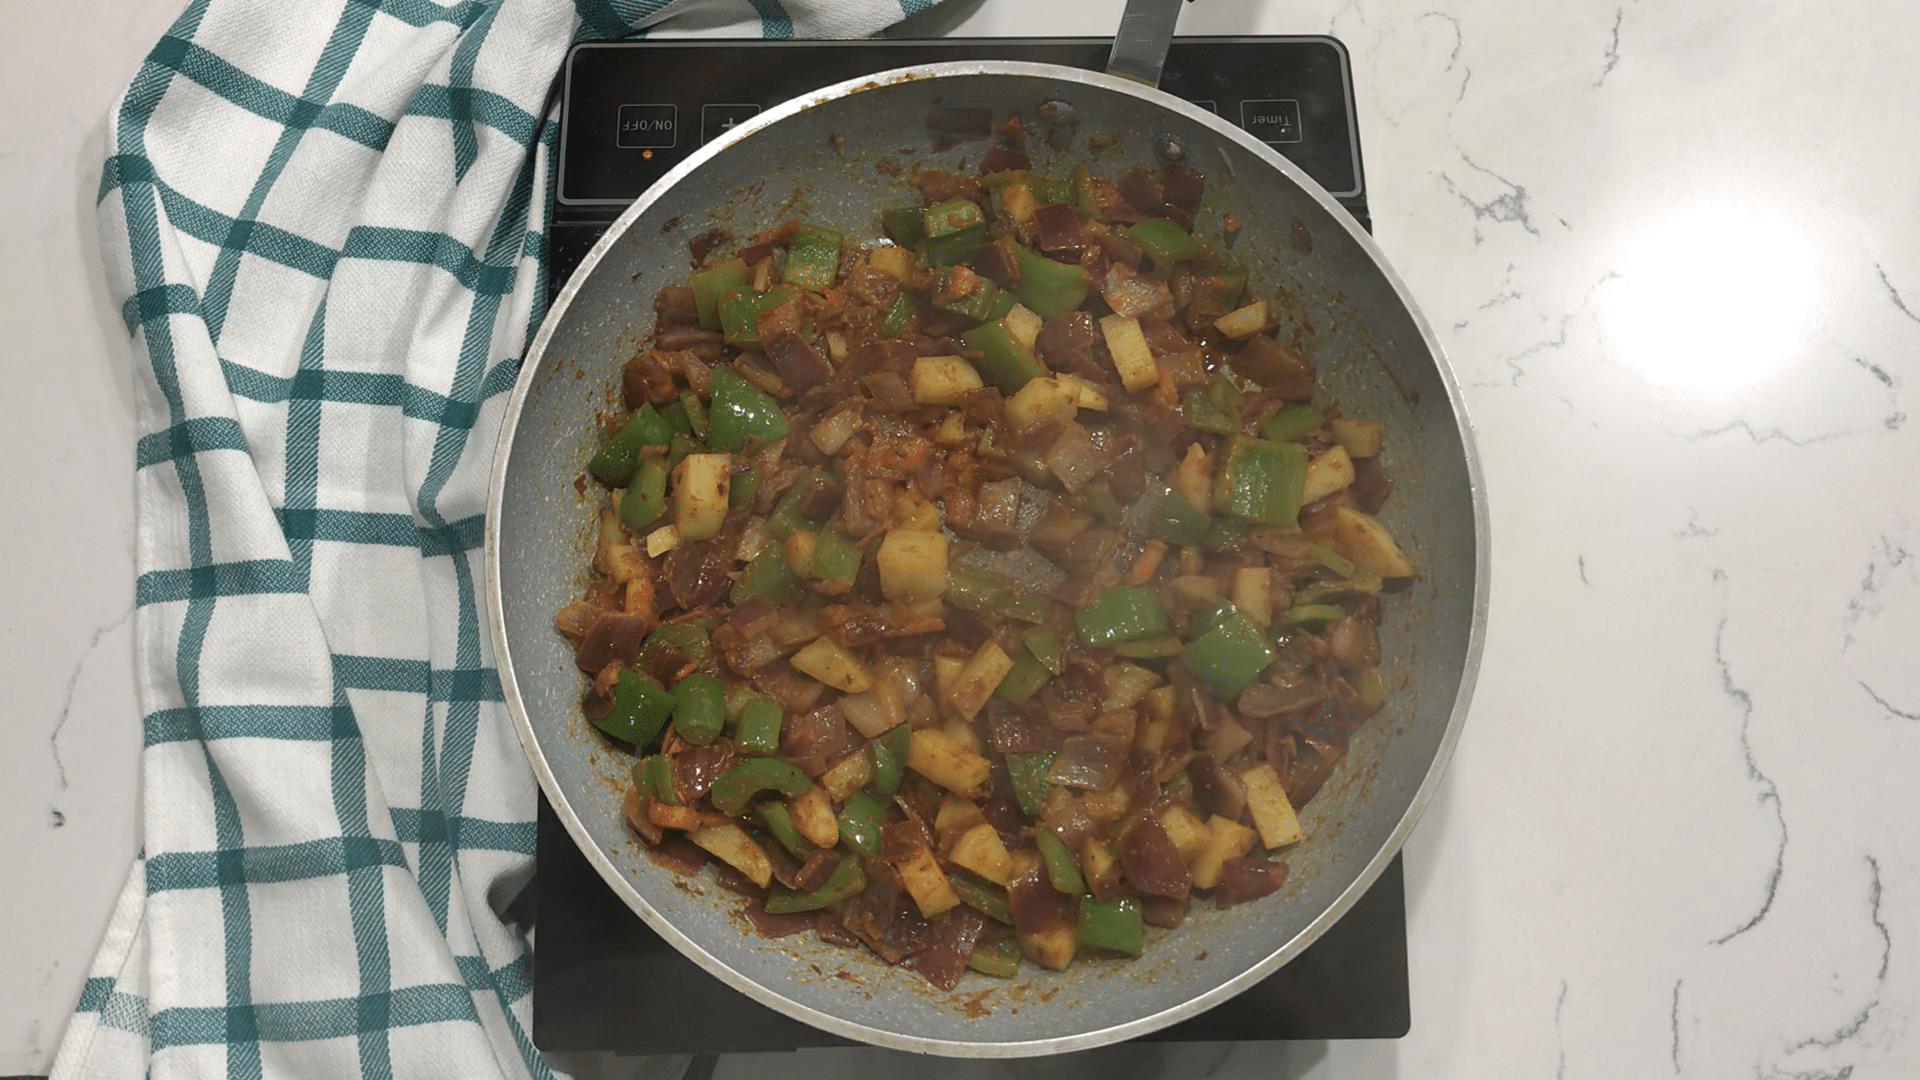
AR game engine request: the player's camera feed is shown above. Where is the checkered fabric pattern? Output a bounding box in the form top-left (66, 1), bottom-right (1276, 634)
top-left (53, 2), bottom-right (922, 1077)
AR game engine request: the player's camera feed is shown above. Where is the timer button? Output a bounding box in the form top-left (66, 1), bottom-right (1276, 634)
top-left (701, 103), bottom-right (762, 145)
top-left (1239, 99), bottom-right (1303, 145)
top-left (616, 104), bottom-right (677, 149)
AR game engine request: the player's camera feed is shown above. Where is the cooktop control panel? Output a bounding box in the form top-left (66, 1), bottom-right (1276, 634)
top-left (555, 37), bottom-right (1366, 226)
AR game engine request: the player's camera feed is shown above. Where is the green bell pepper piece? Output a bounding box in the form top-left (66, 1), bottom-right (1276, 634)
top-left (1182, 372), bottom-right (1246, 435)
top-left (718, 286), bottom-right (798, 350)
top-left (1032, 174), bottom-right (1072, 206)
top-left (959, 319), bottom-right (1048, 395)
top-left (735, 696), bottom-right (784, 756)
top-left (632, 754), bottom-right (680, 804)
top-left (1213, 434), bottom-right (1308, 528)
top-left (1078, 896), bottom-right (1143, 955)
top-left (1071, 165), bottom-right (1099, 221)
top-left (1183, 600), bottom-right (1275, 700)
top-left (1126, 218), bottom-right (1201, 268)
top-left (667, 431), bottom-right (698, 471)
top-left (691, 258), bottom-right (750, 332)
top-left (1150, 488), bottom-right (1212, 545)
top-left (709, 758), bottom-right (813, 815)
top-left (880, 292), bottom-right (916, 338)
top-left (730, 547), bottom-right (804, 606)
top-left (936, 268), bottom-right (1006, 323)
top-left (1036, 832), bottom-right (1087, 895)
top-left (1082, 480), bottom-right (1124, 527)
top-left (784, 223), bottom-right (844, 290)
top-left (881, 206), bottom-right (926, 247)
top-left (968, 938), bottom-right (1022, 977)
top-left (1112, 636), bottom-right (1186, 659)
top-left (1278, 603), bottom-right (1346, 628)
top-left (757, 801), bottom-right (813, 859)
top-left (765, 853), bottom-right (866, 913)
top-left (729, 462), bottom-right (761, 508)
top-left (871, 723), bottom-right (912, 796)
top-left (619, 457), bottom-right (670, 532)
top-left (1010, 246), bottom-right (1090, 318)
top-left (1262, 404), bottom-right (1325, 443)
top-left (1021, 625), bottom-right (1064, 676)
top-left (594, 668), bottom-right (676, 749)
top-left (926, 224), bottom-right (986, 267)
top-left (946, 564), bottom-right (1051, 624)
top-left (670, 673), bottom-right (726, 746)
top-left (1076, 585), bottom-right (1171, 647)
top-left (994, 653), bottom-right (1051, 705)
top-left (1004, 750), bottom-right (1058, 819)
top-left (763, 469), bottom-right (831, 540)
top-left (708, 366), bottom-right (790, 453)
top-left (678, 389), bottom-right (709, 441)
top-left (809, 528), bottom-right (864, 590)
top-left (836, 791), bottom-right (889, 857)
top-left (949, 868), bottom-right (1014, 924)
top-left (636, 622), bottom-right (710, 669)
top-left (587, 403), bottom-right (673, 487)
top-left (659, 399), bottom-right (693, 436)
top-left (1310, 542), bottom-right (1356, 578)
top-left (923, 196), bottom-right (985, 238)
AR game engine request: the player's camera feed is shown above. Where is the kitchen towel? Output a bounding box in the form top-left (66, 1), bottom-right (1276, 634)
top-left (53, 1), bottom-right (918, 1077)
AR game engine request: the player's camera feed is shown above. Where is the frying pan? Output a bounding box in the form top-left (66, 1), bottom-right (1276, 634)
top-left (485, 18), bottom-right (1488, 1057)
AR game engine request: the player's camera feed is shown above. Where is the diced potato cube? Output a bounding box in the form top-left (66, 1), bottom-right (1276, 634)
top-left (1079, 789), bottom-right (1129, 823)
top-left (906, 727), bottom-right (992, 796)
top-left (1208, 717), bottom-right (1254, 762)
top-left (824, 330), bottom-right (850, 363)
top-left (1144, 685), bottom-right (1177, 725)
top-left (868, 244), bottom-right (915, 282)
top-left (1005, 376), bottom-right (1079, 431)
top-left (1003, 302), bottom-right (1044, 352)
top-left (788, 787), bottom-right (839, 848)
top-left (1019, 922), bottom-right (1079, 971)
top-left (932, 411), bottom-right (970, 446)
top-left (782, 530), bottom-right (818, 577)
top-left (892, 494), bottom-right (943, 532)
top-left (1099, 313), bottom-right (1160, 391)
top-left (1001, 182), bottom-right (1039, 226)
top-left (1232, 567), bottom-right (1275, 629)
top-left (645, 524), bottom-right (680, 558)
top-left (945, 641), bottom-right (1013, 721)
top-left (1172, 443), bottom-right (1212, 512)
top-left (934, 795), bottom-right (987, 835)
top-left (1190, 814), bottom-right (1258, 890)
top-left (1136, 717), bottom-right (1172, 755)
top-left (1239, 763), bottom-right (1305, 849)
top-left (911, 355), bottom-right (984, 406)
top-left (948, 821), bottom-right (1015, 886)
top-left (932, 653), bottom-right (966, 703)
top-left (1171, 574), bottom-right (1221, 608)
top-left (1214, 299), bottom-right (1271, 339)
top-left (943, 716), bottom-right (984, 754)
top-left (820, 749), bottom-right (874, 803)
top-left (1054, 372), bottom-right (1110, 411)
top-left (648, 799), bottom-right (703, 832)
top-left (1331, 505), bottom-right (1417, 579)
top-left (896, 843), bottom-right (961, 918)
top-left (1080, 837), bottom-right (1121, 897)
top-left (1329, 417), bottom-right (1384, 458)
top-left (877, 530), bottom-right (949, 604)
top-left (672, 453), bottom-right (731, 541)
top-left (1158, 806), bottom-right (1211, 862)
top-left (1301, 445), bottom-right (1356, 505)
top-left (689, 823), bottom-right (773, 888)
top-left (790, 637), bottom-right (874, 694)
top-left (605, 543), bottom-right (647, 585)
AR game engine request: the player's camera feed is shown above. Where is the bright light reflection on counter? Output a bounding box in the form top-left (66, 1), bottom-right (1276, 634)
top-left (1598, 207), bottom-right (1817, 389)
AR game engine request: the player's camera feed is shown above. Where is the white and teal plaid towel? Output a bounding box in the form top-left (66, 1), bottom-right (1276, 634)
top-left (54, 2), bottom-right (917, 1076)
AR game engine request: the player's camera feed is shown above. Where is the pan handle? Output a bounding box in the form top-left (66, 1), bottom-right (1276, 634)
top-left (1105, 0), bottom-right (1193, 87)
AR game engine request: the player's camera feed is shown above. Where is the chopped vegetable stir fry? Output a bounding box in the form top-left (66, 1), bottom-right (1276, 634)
top-left (556, 122), bottom-right (1414, 991)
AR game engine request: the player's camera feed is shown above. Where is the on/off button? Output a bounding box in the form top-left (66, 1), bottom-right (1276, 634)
top-left (1239, 99), bottom-right (1303, 145)
top-left (616, 104), bottom-right (677, 149)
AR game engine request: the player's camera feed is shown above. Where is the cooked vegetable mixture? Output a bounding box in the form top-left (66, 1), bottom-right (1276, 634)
top-left (557, 121), bottom-right (1415, 990)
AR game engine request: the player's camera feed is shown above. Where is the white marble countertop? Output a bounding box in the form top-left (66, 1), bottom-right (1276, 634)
top-left (6, 0), bottom-right (1917, 1076)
